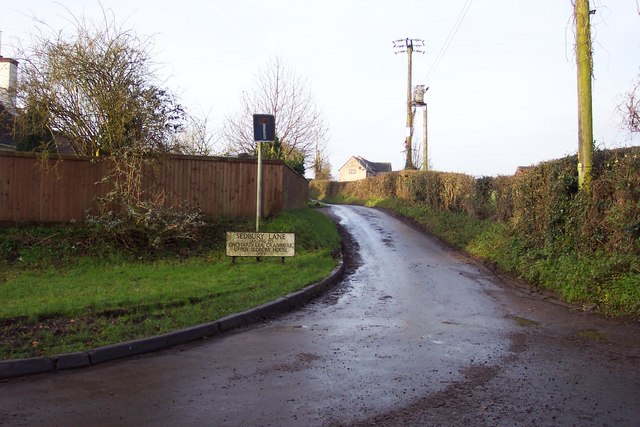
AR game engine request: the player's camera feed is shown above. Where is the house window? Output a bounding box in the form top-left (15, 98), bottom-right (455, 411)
top-left (349, 168), bottom-right (357, 174)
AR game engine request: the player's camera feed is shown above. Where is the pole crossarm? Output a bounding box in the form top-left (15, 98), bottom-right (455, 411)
top-left (393, 38), bottom-right (425, 54)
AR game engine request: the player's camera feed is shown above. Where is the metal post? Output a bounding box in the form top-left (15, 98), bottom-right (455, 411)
top-left (256, 141), bottom-right (262, 232)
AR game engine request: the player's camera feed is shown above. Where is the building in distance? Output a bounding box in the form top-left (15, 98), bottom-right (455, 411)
top-left (338, 156), bottom-right (392, 182)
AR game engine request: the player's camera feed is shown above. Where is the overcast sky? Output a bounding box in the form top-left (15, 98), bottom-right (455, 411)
top-left (2, 1), bottom-right (639, 177)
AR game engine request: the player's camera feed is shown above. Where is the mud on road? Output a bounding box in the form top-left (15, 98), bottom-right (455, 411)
top-left (346, 299), bottom-right (640, 427)
top-left (336, 206), bottom-right (640, 427)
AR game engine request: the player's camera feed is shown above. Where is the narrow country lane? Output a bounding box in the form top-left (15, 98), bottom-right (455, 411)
top-left (1, 205), bottom-right (639, 426)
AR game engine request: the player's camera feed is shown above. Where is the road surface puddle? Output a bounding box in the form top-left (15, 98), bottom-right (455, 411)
top-left (575, 328), bottom-right (607, 342)
top-left (274, 325), bottom-right (308, 332)
top-left (512, 316), bottom-right (540, 328)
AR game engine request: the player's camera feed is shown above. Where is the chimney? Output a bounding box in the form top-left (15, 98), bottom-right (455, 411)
top-left (0, 56), bottom-right (18, 111)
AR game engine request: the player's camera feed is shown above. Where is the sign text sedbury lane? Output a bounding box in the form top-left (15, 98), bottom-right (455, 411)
top-left (226, 232), bottom-right (295, 257)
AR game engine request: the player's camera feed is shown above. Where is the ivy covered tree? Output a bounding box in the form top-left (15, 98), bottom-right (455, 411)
top-left (260, 137), bottom-right (305, 175)
top-left (312, 144), bottom-right (332, 180)
top-left (14, 96), bottom-right (55, 152)
top-left (15, 14), bottom-right (185, 159)
top-left (14, 11), bottom-right (186, 203)
top-left (13, 10), bottom-right (204, 250)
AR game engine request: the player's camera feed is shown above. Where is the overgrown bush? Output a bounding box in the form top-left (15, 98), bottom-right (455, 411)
top-left (509, 148), bottom-right (640, 256)
top-left (312, 147), bottom-right (640, 258)
top-left (87, 197), bottom-right (206, 250)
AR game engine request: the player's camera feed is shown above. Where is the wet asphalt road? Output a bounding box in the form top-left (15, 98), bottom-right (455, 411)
top-left (1, 205), bottom-right (639, 426)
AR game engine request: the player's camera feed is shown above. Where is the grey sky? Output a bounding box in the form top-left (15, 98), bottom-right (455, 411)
top-left (2, 1), bottom-right (639, 177)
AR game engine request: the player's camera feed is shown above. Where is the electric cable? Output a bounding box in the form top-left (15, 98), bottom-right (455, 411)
top-left (427, 0), bottom-right (474, 82)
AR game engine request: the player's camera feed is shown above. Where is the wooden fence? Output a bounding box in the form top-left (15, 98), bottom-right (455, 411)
top-left (0, 152), bottom-right (309, 223)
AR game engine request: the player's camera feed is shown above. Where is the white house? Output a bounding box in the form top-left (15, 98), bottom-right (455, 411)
top-left (338, 156), bottom-right (392, 182)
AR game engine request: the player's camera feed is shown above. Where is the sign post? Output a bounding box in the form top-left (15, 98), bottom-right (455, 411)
top-left (252, 114), bottom-right (275, 232)
top-left (256, 138), bottom-right (263, 232)
top-left (227, 115), bottom-right (292, 264)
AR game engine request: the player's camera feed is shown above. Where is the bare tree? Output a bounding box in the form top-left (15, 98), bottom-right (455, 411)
top-left (412, 138), bottom-right (423, 171)
top-left (173, 112), bottom-right (220, 156)
top-left (222, 57), bottom-right (328, 168)
top-left (411, 138), bottom-right (434, 171)
top-left (621, 75), bottom-right (640, 134)
top-left (617, 7), bottom-right (639, 135)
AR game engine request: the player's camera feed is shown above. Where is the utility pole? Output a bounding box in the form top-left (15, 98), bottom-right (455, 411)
top-left (422, 104), bottom-right (428, 171)
top-left (574, 0), bottom-right (594, 191)
top-left (394, 38), bottom-right (425, 170)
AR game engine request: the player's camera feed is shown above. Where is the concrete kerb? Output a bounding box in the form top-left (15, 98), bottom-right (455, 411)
top-left (0, 357), bottom-right (54, 379)
top-left (0, 257), bottom-right (345, 380)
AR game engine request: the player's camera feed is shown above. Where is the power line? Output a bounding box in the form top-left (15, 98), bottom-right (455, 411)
top-left (427, 0), bottom-right (474, 81)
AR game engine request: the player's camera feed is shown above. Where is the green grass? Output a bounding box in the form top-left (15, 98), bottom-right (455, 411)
top-left (321, 194), bottom-right (368, 206)
top-left (371, 198), bottom-right (493, 249)
top-left (0, 208), bottom-right (341, 359)
top-left (0, 254), bottom-right (335, 320)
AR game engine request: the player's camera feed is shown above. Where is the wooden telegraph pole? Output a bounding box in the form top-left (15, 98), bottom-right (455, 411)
top-left (394, 38), bottom-right (425, 170)
top-left (406, 41), bottom-right (414, 170)
top-left (575, 0), bottom-right (594, 191)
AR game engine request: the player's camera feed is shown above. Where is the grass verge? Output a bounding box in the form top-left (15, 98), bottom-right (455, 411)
top-left (0, 208), bottom-right (341, 359)
top-left (335, 197), bottom-right (640, 318)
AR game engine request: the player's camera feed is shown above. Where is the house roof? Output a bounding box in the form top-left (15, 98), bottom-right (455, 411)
top-left (339, 156), bottom-right (392, 174)
top-left (0, 57), bottom-right (19, 66)
top-left (0, 102), bottom-right (80, 155)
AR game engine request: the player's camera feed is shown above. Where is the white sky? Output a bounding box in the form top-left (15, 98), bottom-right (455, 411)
top-left (2, 1), bottom-right (639, 177)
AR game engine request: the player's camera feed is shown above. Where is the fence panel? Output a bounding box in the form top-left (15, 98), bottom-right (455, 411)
top-left (0, 152), bottom-right (308, 223)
